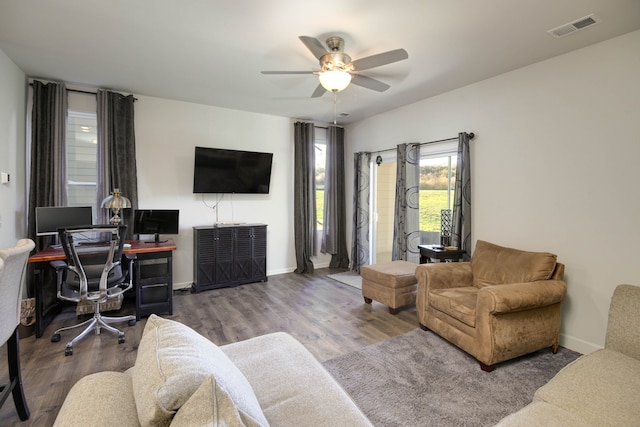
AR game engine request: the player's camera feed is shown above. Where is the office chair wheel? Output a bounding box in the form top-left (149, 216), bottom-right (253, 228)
top-left (128, 319), bottom-right (136, 326)
top-left (118, 334), bottom-right (125, 344)
top-left (65, 345), bottom-right (73, 356)
top-left (51, 333), bottom-right (61, 343)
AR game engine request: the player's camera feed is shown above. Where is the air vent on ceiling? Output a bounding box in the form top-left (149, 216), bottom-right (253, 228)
top-left (547, 14), bottom-right (601, 38)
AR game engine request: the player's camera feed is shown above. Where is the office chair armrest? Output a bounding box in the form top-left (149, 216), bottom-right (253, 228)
top-left (49, 260), bottom-right (68, 271)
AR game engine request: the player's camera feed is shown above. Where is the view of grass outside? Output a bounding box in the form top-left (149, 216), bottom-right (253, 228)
top-left (420, 190), bottom-right (452, 232)
top-left (420, 156), bottom-right (456, 232)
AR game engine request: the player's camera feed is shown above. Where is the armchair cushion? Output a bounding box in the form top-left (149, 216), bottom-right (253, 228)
top-left (471, 240), bottom-right (557, 288)
top-left (429, 287), bottom-right (478, 327)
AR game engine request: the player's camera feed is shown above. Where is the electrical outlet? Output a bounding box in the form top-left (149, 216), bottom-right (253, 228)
top-left (1, 172), bottom-right (9, 184)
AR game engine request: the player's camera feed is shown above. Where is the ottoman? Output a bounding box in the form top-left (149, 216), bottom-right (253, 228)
top-left (361, 260), bottom-right (418, 314)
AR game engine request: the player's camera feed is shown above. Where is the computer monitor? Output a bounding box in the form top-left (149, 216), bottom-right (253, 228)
top-left (133, 209), bottom-right (179, 243)
top-left (35, 206), bottom-right (93, 236)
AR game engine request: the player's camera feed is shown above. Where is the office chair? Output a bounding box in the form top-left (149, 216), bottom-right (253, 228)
top-left (0, 238), bottom-right (35, 421)
top-left (50, 225), bottom-right (136, 356)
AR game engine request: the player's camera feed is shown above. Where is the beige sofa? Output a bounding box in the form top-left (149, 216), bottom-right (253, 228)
top-left (54, 315), bottom-right (372, 426)
top-left (416, 240), bottom-right (567, 371)
top-left (497, 284), bottom-right (640, 426)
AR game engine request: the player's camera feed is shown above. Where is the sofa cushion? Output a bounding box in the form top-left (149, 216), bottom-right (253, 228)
top-left (533, 348), bottom-right (640, 426)
top-left (53, 371), bottom-right (139, 427)
top-left (132, 314), bottom-right (269, 427)
top-left (222, 332), bottom-right (373, 426)
top-left (428, 287), bottom-right (478, 327)
top-left (171, 375), bottom-right (263, 427)
top-left (471, 240), bottom-right (557, 288)
top-left (495, 401), bottom-right (590, 427)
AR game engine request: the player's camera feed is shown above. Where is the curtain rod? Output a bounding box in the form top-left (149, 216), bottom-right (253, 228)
top-left (28, 82), bottom-right (137, 101)
top-left (369, 132), bottom-right (475, 155)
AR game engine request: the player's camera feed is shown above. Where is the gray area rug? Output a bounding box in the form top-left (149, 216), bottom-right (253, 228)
top-left (322, 329), bottom-right (581, 427)
top-left (327, 271), bottom-right (362, 290)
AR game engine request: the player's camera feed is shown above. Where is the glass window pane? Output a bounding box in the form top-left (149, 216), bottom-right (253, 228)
top-left (315, 142), bottom-right (326, 228)
top-left (419, 154), bottom-right (456, 245)
top-left (66, 111), bottom-right (98, 218)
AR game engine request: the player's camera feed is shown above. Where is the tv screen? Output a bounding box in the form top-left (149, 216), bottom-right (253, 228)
top-left (133, 209), bottom-right (179, 242)
top-left (193, 146), bottom-right (273, 194)
top-left (35, 206), bottom-right (93, 236)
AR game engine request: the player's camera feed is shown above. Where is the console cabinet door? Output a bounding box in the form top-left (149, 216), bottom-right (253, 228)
top-left (250, 225), bottom-right (267, 281)
top-left (194, 227), bottom-right (216, 289)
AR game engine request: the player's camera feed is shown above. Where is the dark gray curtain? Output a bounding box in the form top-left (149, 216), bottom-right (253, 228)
top-left (27, 80), bottom-right (67, 300)
top-left (96, 90), bottom-right (138, 238)
top-left (392, 143), bottom-right (421, 263)
top-left (350, 152), bottom-right (371, 272)
top-left (27, 80), bottom-right (68, 252)
top-left (293, 122), bottom-right (316, 273)
top-left (452, 132), bottom-right (472, 259)
top-left (321, 125), bottom-right (349, 268)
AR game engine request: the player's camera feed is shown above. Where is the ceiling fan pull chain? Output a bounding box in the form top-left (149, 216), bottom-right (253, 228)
top-left (333, 92), bottom-right (337, 125)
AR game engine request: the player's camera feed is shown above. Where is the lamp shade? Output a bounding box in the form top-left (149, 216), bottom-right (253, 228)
top-left (101, 188), bottom-right (131, 209)
top-left (319, 70), bottom-right (352, 92)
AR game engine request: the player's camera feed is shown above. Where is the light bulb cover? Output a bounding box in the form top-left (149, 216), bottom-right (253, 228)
top-left (319, 70), bottom-right (352, 92)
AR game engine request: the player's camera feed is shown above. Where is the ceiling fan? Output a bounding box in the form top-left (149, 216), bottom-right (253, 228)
top-left (262, 36), bottom-right (408, 97)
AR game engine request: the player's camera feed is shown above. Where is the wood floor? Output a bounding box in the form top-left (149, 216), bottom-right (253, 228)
top-left (0, 268), bottom-right (418, 426)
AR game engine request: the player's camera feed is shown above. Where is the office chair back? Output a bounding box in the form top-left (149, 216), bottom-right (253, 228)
top-left (52, 224), bottom-right (136, 356)
top-left (57, 224), bottom-right (130, 303)
top-left (0, 238), bottom-right (35, 421)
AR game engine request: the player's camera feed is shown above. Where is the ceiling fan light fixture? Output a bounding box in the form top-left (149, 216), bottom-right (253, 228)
top-left (319, 70), bottom-right (352, 92)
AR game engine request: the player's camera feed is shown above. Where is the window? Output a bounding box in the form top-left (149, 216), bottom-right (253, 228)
top-left (66, 111), bottom-right (98, 210)
top-left (419, 145), bottom-right (457, 245)
top-left (314, 127), bottom-right (327, 230)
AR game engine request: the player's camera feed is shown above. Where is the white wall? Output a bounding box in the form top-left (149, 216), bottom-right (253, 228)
top-left (134, 96), bottom-right (297, 287)
top-left (346, 30), bottom-right (640, 354)
top-left (0, 49), bottom-right (27, 248)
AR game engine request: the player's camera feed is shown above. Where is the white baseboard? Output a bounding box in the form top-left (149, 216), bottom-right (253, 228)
top-left (560, 333), bottom-right (603, 355)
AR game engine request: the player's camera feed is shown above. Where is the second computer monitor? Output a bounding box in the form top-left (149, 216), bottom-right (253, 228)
top-left (133, 209), bottom-right (179, 243)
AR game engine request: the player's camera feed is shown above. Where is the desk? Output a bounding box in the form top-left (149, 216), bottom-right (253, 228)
top-left (28, 239), bottom-right (176, 338)
top-left (418, 244), bottom-right (466, 264)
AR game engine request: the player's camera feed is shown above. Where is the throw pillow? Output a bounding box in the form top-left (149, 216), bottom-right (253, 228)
top-left (171, 375), bottom-right (266, 427)
top-left (132, 314), bottom-right (269, 427)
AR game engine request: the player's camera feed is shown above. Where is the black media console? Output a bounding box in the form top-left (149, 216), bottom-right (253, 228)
top-left (192, 223), bottom-right (267, 292)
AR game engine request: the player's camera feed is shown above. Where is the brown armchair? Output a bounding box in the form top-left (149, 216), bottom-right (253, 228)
top-left (416, 240), bottom-right (567, 371)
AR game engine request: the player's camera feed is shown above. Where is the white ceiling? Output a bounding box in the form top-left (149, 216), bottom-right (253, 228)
top-left (1, 0), bottom-right (639, 124)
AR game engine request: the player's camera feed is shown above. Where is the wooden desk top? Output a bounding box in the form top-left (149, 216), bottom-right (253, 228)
top-left (28, 239), bottom-right (177, 263)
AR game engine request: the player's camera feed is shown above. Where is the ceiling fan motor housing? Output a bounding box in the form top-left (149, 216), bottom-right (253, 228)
top-left (320, 36), bottom-right (353, 72)
top-left (321, 52), bottom-right (352, 72)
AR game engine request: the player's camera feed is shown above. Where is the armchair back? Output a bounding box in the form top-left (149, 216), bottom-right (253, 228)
top-left (470, 240), bottom-right (560, 288)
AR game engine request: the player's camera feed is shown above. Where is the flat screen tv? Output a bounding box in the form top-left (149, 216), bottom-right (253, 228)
top-left (193, 146), bottom-right (273, 194)
top-left (35, 206), bottom-right (93, 236)
top-left (133, 209), bottom-right (180, 243)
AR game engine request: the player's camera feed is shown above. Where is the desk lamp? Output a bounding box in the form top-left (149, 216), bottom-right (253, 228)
top-left (101, 188), bottom-right (131, 225)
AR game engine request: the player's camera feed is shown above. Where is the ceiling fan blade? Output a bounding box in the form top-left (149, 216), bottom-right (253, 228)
top-left (299, 36), bottom-right (329, 60)
top-left (350, 48), bottom-right (408, 71)
top-left (351, 74), bottom-right (391, 92)
top-left (261, 70), bottom-right (316, 75)
top-left (311, 84), bottom-right (326, 98)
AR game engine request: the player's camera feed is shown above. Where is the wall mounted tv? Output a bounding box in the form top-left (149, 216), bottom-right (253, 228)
top-left (193, 146), bottom-right (273, 194)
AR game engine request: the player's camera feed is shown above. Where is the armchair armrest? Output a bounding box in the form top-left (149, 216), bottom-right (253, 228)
top-left (478, 280), bottom-right (567, 314)
top-left (416, 262), bottom-right (473, 291)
